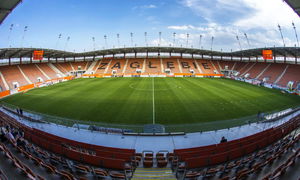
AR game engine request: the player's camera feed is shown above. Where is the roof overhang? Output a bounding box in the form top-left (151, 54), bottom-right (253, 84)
top-left (0, 0), bottom-right (22, 25)
top-left (285, 0), bottom-right (300, 17)
top-left (0, 47), bottom-right (299, 59)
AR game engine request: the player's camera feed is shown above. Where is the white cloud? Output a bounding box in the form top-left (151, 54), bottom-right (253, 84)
top-left (167, 25), bottom-right (195, 30)
top-left (143, 4), bottom-right (157, 9)
top-left (233, 0), bottom-right (299, 30)
top-left (133, 4), bottom-right (157, 10)
top-left (170, 0), bottom-right (300, 50)
top-left (149, 38), bottom-right (173, 47)
top-left (179, 0), bottom-right (300, 30)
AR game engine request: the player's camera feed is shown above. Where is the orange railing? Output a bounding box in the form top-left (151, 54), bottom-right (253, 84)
top-left (0, 90), bottom-right (10, 98)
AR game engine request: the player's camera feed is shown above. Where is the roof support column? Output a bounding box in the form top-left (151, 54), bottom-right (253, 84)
top-left (64, 57), bottom-right (66, 63)
top-left (56, 57), bottom-right (58, 63)
top-left (181, 53), bottom-right (183, 59)
top-left (48, 57), bottom-right (50, 63)
top-left (135, 51), bottom-right (137, 58)
top-left (9, 57), bottom-right (11, 66)
top-left (297, 50), bottom-right (298, 65)
top-left (284, 55), bottom-right (286, 63)
top-left (20, 57), bottom-right (22, 65)
top-left (201, 54), bottom-right (204, 59)
top-left (73, 56), bottom-right (75, 62)
top-left (256, 56), bottom-right (258, 62)
top-left (146, 51), bottom-right (149, 59)
top-left (113, 54), bottom-right (115, 59)
top-left (30, 54), bottom-right (33, 64)
top-left (192, 53), bottom-right (194, 59)
top-left (83, 56), bottom-right (86, 62)
top-left (274, 53), bottom-right (276, 63)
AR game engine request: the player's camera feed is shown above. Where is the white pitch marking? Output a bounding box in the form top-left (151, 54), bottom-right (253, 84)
top-left (152, 77), bottom-right (155, 125)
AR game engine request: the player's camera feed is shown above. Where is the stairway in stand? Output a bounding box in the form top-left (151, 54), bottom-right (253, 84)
top-left (132, 167), bottom-right (177, 180)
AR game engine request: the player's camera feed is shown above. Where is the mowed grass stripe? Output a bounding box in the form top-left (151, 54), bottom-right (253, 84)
top-left (2, 78), bottom-right (300, 126)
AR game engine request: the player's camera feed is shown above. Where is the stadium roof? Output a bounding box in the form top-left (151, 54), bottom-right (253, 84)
top-left (0, 47), bottom-right (299, 59)
top-left (0, 0), bottom-right (22, 24)
top-left (285, 0), bottom-right (300, 17)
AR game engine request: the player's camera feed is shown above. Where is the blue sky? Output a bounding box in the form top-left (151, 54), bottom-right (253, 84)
top-left (0, 0), bottom-right (299, 52)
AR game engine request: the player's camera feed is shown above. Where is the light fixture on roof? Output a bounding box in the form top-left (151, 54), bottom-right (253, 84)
top-left (292, 22), bottom-right (299, 47)
top-left (117, 34), bottom-right (120, 48)
top-left (92, 37), bottom-right (95, 51)
top-left (130, 32), bottom-right (133, 47)
top-left (244, 33), bottom-right (250, 49)
top-left (278, 24), bottom-right (286, 47)
top-left (144, 32), bottom-right (148, 47)
top-left (199, 34), bottom-right (202, 49)
top-left (173, 32), bottom-right (176, 47)
top-left (210, 36), bottom-right (214, 51)
top-left (186, 33), bottom-right (189, 48)
top-left (159, 32), bottom-right (162, 47)
top-left (236, 35), bottom-right (242, 51)
top-left (64, 36), bottom-right (70, 51)
top-left (7, 24), bottom-right (14, 48)
top-left (21, 26), bottom-right (28, 48)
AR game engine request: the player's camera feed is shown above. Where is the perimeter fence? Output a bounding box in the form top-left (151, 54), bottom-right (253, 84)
top-left (1, 102), bottom-right (299, 133)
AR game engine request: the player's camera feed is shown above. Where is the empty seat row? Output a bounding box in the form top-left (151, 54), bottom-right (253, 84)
top-left (180, 132), bottom-right (300, 180)
top-left (0, 110), bottom-right (135, 171)
top-left (174, 115), bottom-right (300, 169)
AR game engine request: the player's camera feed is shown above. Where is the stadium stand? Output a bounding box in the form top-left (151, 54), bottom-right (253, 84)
top-left (36, 63), bottom-right (59, 79)
top-left (145, 59), bottom-right (163, 74)
top-left (0, 111), bottom-right (136, 179)
top-left (0, 58), bottom-right (300, 92)
top-left (54, 63), bottom-right (73, 74)
top-left (173, 115), bottom-right (300, 179)
top-left (210, 60), bottom-right (221, 74)
top-left (0, 65), bottom-right (29, 89)
top-left (196, 60), bottom-right (216, 74)
top-left (0, 107), bottom-right (299, 179)
top-left (20, 64), bottom-right (48, 83)
top-left (95, 59), bottom-right (112, 74)
top-left (218, 61), bottom-right (235, 71)
top-left (258, 63), bottom-right (287, 83)
top-left (239, 62), bottom-right (256, 77)
top-left (278, 64), bottom-right (300, 88)
top-left (162, 58), bottom-right (182, 74)
top-left (71, 62), bottom-right (89, 71)
top-left (0, 76), bottom-right (7, 91)
top-left (107, 59), bottom-right (127, 75)
top-left (177, 59), bottom-right (195, 73)
top-left (246, 62), bottom-right (269, 79)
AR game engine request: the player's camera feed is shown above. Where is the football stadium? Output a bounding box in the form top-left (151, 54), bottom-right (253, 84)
top-left (0, 0), bottom-right (300, 179)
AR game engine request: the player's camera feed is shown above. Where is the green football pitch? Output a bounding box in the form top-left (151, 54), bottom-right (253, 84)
top-left (1, 78), bottom-right (300, 128)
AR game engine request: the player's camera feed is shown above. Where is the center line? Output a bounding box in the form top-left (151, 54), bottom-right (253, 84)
top-left (152, 77), bottom-right (155, 124)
